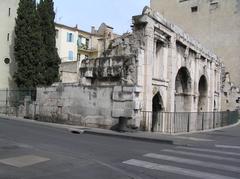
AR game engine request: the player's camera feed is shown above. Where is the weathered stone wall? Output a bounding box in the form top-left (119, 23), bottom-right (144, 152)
top-left (36, 7), bottom-right (224, 131)
top-left (36, 83), bottom-right (142, 129)
top-left (60, 61), bottom-right (79, 83)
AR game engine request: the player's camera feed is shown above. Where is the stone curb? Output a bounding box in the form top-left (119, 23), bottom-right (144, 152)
top-left (2, 114), bottom-right (239, 145)
top-left (171, 119), bottom-right (240, 136)
top-left (83, 130), bottom-right (174, 145)
top-left (0, 114), bottom-right (174, 145)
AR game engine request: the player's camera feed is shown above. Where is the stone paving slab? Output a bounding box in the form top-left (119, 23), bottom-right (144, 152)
top-left (0, 155), bottom-right (50, 168)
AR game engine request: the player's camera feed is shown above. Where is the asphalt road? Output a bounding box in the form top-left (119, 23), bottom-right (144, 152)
top-left (0, 118), bottom-right (240, 179)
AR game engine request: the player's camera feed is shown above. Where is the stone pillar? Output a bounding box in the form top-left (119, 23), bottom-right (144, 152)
top-left (142, 22), bottom-right (155, 131)
top-left (207, 60), bottom-right (211, 111)
top-left (162, 45), bottom-right (169, 80)
top-left (166, 35), bottom-right (177, 133)
top-left (166, 35), bottom-right (177, 113)
top-left (194, 54), bottom-right (201, 112)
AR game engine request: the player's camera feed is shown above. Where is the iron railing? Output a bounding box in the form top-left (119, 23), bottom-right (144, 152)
top-left (0, 89), bottom-right (36, 116)
top-left (142, 111), bottom-right (240, 134)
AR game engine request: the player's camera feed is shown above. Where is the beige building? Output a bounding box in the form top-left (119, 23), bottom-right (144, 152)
top-left (0, 0), bottom-right (19, 89)
top-left (150, 0), bottom-right (240, 89)
top-left (55, 23), bottom-right (117, 83)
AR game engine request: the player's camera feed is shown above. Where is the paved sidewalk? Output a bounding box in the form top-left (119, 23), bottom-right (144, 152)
top-left (0, 114), bottom-right (238, 147)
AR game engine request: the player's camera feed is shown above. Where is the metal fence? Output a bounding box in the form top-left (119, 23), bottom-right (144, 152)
top-left (0, 89), bottom-right (239, 134)
top-left (0, 89), bottom-right (36, 116)
top-left (142, 111), bottom-right (240, 134)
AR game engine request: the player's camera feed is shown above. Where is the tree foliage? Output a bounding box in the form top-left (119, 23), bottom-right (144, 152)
top-left (14, 0), bottom-right (60, 88)
top-left (37, 0), bottom-right (60, 86)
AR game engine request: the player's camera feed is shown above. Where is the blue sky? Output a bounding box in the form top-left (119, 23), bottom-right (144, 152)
top-left (53, 0), bottom-right (150, 34)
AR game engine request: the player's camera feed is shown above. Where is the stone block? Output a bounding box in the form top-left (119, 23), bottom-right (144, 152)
top-left (133, 100), bottom-right (142, 110)
top-left (83, 115), bottom-right (113, 126)
top-left (134, 86), bottom-right (143, 93)
top-left (112, 91), bottom-right (134, 101)
top-left (113, 101), bottom-right (135, 110)
top-left (113, 86), bottom-right (123, 92)
top-left (112, 109), bottom-right (134, 118)
top-left (123, 86), bottom-right (134, 92)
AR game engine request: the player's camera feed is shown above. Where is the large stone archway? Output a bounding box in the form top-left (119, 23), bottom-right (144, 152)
top-left (198, 75), bottom-right (208, 112)
top-left (152, 92), bottom-right (164, 131)
top-left (175, 67), bottom-right (192, 112)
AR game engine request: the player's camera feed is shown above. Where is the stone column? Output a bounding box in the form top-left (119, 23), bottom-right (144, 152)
top-left (166, 35), bottom-right (177, 113)
top-left (162, 45), bottom-right (169, 80)
top-left (166, 35), bottom-right (177, 133)
top-left (142, 21), bottom-right (155, 131)
top-left (194, 54), bottom-right (201, 112)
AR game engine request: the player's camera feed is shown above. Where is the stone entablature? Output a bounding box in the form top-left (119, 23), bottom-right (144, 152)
top-left (80, 55), bottom-right (137, 86)
top-left (141, 7), bottom-right (220, 63)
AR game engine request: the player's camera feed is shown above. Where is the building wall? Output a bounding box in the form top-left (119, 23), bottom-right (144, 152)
top-left (0, 0), bottom-right (19, 89)
top-left (150, 0), bottom-right (240, 88)
top-left (55, 25), bottom-right (78, 62)
top-left (56, 23), bottom-right (117, 83)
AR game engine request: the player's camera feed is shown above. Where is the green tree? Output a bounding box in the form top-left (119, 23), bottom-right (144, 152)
top-left (14, 0), bottom-right (44, 88)
top-left (38, 0), bottom-right (60, 85)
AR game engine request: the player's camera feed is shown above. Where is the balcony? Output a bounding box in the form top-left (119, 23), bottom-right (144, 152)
top-left (78, 44), bottom-right (98, 53)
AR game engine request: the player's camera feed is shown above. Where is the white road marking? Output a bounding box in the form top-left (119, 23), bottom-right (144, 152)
top-left (144, 153), bottom-right (240, 173)
top-left (123, 159), bottom-right (236, 179)
top-left (161, 149), bottom-right (240, 163)
top-left (215, 145), bottom-right (240, 150)
top-left (177, 146), bottom-right (240, 156)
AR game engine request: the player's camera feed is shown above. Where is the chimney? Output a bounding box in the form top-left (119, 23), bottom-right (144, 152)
top-left (91, 26), bottom-right (96, 34)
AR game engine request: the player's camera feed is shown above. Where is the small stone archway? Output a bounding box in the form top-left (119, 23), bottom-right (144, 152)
top-left (152, 92), bottom-right (164, 131)
top-left (198, 75), bottom-right (208, 112)
top-left (175, 67), bottom-right (192, 112)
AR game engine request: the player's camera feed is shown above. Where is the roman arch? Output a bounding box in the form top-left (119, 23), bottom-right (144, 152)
top-left (152, 91), bottom-right (164, 131)
top-left (198, 75), bottom-right (208, 112)
top-left (175, 67), bottom-right (192, 112)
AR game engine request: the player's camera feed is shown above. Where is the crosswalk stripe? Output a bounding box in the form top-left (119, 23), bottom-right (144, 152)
top-left (144, 153), bottom-right (240, 173)
top-left (215, 145), bottom-right (240, 150)
top-left (161, 149), bottom-right (240, 163)
top-left (176, 146), bottom-right (240, 156)
top-left (123, 159), bottom-right (236, 179)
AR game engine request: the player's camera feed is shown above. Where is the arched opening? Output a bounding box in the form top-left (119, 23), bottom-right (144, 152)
top-left (198, 75), bottom-right (208, 112)
top-left (175, 67), bottom-right (192, 112)
top-left (152, 92), bottom-right (164, 131)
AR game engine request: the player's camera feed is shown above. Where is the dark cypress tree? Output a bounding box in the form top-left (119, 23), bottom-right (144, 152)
top-left (14, 0), bottom-right (44, 88)
top-left (38, 0), bottom-right (60, 86)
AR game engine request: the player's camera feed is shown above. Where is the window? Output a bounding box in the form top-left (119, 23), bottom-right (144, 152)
top-left (8, 8), bottom-right (11, 16)
top-left (77, 36), bottom-right (82, 47)
top-left (7, 33), bottom-right (10, 41)
top-left (191, 6), bottom-right (198, 12)
top-left (68, 51), bottom-right (74, 61)
top-left (210, 2), bottom-right (219, 11)
top-left (86, 39), bottom-right (89, 49)
top-left (67, 32), bottom-right (74, 42)
top-left (4, 58), bottom-right (10, 64)
top-left (78, 36), bottom-right (89, 49)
